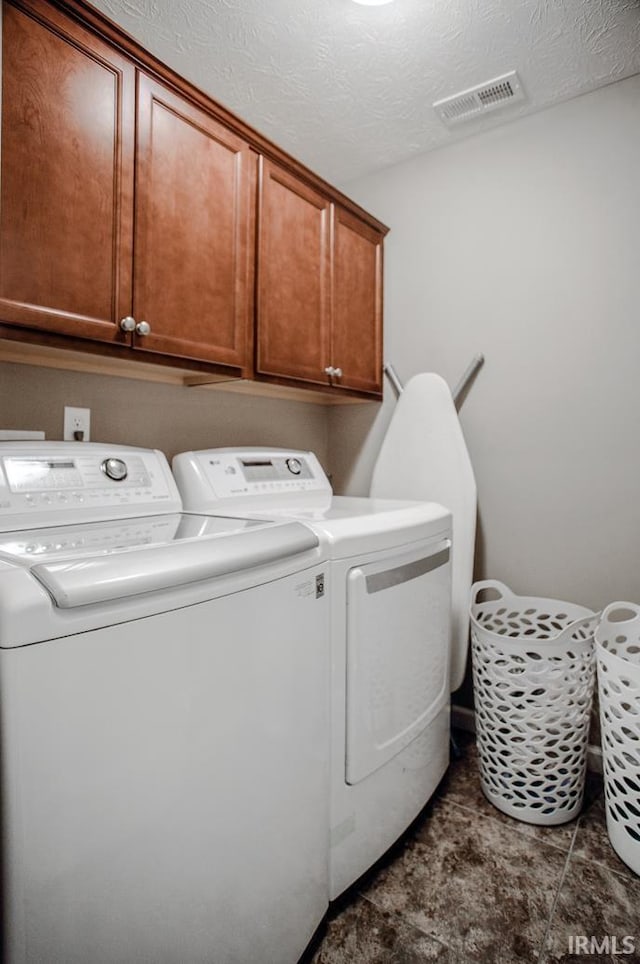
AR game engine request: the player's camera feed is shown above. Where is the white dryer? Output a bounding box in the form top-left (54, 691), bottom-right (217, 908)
top-left (173, 448), bottom-right (453, 899)
top-left (0, 442), bottom-right (330, 964)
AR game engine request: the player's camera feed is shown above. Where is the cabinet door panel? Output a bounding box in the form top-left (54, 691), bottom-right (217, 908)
top-left (0, 0), bottom-right (135, 341)
top-left (332, 207), bottom-right (383, 396)
top-left (256, 159), bottom-right (331, 385)
top-left (133, 74), bottom-right (255, 370)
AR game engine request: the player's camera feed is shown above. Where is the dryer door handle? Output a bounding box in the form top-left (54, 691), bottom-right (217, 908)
top-left (364, 540), bottom-right (451, 594)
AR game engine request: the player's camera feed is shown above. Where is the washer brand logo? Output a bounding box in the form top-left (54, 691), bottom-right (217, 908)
top-left (315, 573), bottom-right (325, 598)
top-left (568, 936), bottom-right (636, 955)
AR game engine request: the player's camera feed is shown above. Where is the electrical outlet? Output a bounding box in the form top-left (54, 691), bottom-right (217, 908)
top-left (63, 406), bottom-right (91, 442)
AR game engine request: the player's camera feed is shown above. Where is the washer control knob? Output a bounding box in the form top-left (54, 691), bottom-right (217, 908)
top-left (286, 457), bottom-right (302, 475)
top-left (101, 457), bottom-right (128, 482)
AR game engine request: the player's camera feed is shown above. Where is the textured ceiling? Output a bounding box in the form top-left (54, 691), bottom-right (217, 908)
top-left (90, 0), bottom-right (640, 185)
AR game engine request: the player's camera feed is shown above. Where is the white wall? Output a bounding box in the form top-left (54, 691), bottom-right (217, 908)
top-left (0, 363), bottom-right (329, 466)
top-left (330, 75), bottom-right (640, 611)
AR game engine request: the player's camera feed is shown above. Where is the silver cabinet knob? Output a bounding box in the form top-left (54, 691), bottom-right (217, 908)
top-left (135, 320), bottom-right (151, 336)
top-left (324, 366), bottom-right (343, 379)
top-left (333, 367), bottom-right (343, 378)
top-left (119, 315), bottom-right (136, 333)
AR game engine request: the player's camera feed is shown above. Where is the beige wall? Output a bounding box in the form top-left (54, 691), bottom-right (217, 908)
top-left (330, 75), bottom-right (640, 613)
top-left (0, 363), bottom-right (329, 466)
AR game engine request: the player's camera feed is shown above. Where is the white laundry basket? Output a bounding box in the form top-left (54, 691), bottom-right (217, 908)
top-left (470, 580), bottom-right (598, 825)
top-left (595, 602), bottom-right (640, 876)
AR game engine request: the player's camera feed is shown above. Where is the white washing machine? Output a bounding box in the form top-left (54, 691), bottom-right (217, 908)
top-left (0, 442), bottom-right (330, 964)
top-left (173, 448), bottom-right (453, 899)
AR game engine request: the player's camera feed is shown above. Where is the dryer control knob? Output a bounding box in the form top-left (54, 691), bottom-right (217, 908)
top-left (286, 458), bottom-right (302, 475)
top-left (101, 457), bottom-right (128, 482)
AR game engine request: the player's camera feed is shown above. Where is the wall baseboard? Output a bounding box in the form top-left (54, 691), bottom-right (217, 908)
top-left (451, 703), bottom-right (603, 775)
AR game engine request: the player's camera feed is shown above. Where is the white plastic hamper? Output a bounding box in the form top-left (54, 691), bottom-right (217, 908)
top-left (470, 580), bottom-right (597, 825)
top-left (595, 602), bottom-right (640, 876)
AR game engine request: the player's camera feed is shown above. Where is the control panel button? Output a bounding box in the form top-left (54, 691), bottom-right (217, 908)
top-left (101, 458), bottom-right (128, 482)
top-left (286, 457), bottom-right (302, 475)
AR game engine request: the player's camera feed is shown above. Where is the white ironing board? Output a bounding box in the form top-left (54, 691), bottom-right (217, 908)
top-left (370, 372), bottom-right (477, 691)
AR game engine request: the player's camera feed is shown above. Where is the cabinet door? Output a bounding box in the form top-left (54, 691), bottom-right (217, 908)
top-left (133, 74), bottom-right (256, 371)
top-left (256, 159), bottom-right (331, 385)
top-left (0, 0), bottom-right (135, 342)
top-left (331, 206), bottom-right (383, 396)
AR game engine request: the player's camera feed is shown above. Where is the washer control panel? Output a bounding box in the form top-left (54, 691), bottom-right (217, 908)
top-left (0, 442), bottom-right (181, 530)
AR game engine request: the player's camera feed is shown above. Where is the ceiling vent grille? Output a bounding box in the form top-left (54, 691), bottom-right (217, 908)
top-left (433, 71), bottom-right (525, 126)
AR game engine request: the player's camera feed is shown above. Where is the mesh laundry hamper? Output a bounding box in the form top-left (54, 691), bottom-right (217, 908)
top-left (595, 603), bottom-right (640, 876)
top-left (470, 580), bottom-right (597, 825)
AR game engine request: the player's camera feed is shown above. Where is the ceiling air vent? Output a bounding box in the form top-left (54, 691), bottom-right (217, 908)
top-left (433, 71), bottom-right (525, 126)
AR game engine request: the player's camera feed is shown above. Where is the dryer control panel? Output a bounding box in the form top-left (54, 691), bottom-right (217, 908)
top-left (174, 448), bottom-right (332, 513)
top-left (0, 442), bottom-right (181, 530)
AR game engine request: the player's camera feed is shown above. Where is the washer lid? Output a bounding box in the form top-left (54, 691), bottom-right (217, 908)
top-left (0, 513), bottom-right (264, 563)
top-left (0, 514), bottom-right (318, 608)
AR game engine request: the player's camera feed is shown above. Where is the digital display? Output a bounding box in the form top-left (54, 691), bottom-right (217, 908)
top-left (3, 458), bottom-right (81, 492)
top-left (240, 459), bottom-right (277, 482)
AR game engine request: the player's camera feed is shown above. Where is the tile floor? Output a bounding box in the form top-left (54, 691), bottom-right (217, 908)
top-left (307, 731), bottom-right (640, 964)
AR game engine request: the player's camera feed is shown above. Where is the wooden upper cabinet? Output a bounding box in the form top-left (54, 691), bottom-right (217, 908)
top-left (132, 74), bottom-right (256, 370)
top-left (256, 160), bottom-right (384, 397)
top-left (331, 206), bottom-right (383, 396)
top-left (0, 0), bottom-right (386, 396)
top-left (0, 0), bottom-right (135, 342)
top-left (256, 158), bottom-right (332, 385)
top-left (0, 4), bottom-right (255, 371)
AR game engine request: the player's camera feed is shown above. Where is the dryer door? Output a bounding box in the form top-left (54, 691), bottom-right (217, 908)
top-left (345, 537), bottom-right (451, 785)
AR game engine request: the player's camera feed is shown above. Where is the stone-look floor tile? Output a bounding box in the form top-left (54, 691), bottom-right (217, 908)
top-left (543, 856), bottom-right (640, 963)
top-left (309, 895), bottom-right (451, 963)
top-left (360, 799), bottom-right (567, 963)
top-left (443, 733), bottom-right (580, 852)
top-left (572, 794), bottom-right (638, 882)
top-left (582, 769), bottom-right (606, 810)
